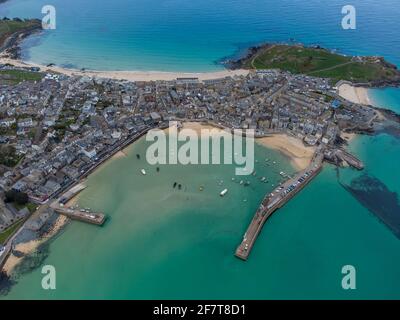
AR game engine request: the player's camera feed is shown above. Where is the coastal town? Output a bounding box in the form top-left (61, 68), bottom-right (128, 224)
top-left (0, 57), bottom-right (383, 269)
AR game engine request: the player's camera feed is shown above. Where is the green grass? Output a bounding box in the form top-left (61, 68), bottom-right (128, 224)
top-left (0, 69), bottom-right (43, 84)
top-left (247, 44), bottom-right (399, 83)
top-left (0, 220), bottom-right (24, 245)
top-left (0, 145), bottom-right (23, 167)
top-left (0, 19), bottom-right (40, 39)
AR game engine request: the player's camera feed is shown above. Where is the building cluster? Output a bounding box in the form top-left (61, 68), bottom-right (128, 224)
top-left (0, 66), bottom-right (378, 216)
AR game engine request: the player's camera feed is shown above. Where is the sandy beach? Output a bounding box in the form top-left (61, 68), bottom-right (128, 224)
top-left (2, 214), bottom-right (69, 276)
top-left (338, 83), bottom-right (371, 105)
top-left (163, 122), bottom-right (314, 170)
top-left (0, 57), bottom-right (249, 82)
top-left (341, 132), bottom-right (357, 142)
top-left (256, 134), bottom-right (315, 170)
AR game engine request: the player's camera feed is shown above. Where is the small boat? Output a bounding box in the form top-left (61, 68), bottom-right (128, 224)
top-left (220, 189), bottom-right (228, 197)
top-left (231, 178), bottom-right (235, 181)
top-left (261, 177), bottom-right (266, 182)
top-left (244, 181), bottom-right (250, 186)
top-left (239, 180), bottom-right (244, 185)
top-left (173, 182), bottom-right (177, 188)
top-left (199, 186), bottom-right (204, 191)
top-left (136, 154), bottom-right (140, 159)
top-left (156, 167), bottom-right (160, 172)
top-left (141, 169), bottom-right (146, 175)
top-left (178, 184), bottom-right (182, 190)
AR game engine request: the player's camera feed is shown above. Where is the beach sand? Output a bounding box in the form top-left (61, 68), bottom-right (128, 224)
top-left (181, 122), bottom-right (227, 135)
top-left (338, 83), bottom-right (371, 105)
top-left (341, 132), bottom-right (357, 142)
top-left (112, 150), bottom-right (128, 159)
top-left (2, 214), bottom-right (69, 276)
top-left (164, 122), bottom-right (313, 170)
top-left (256, 134), bottom-right (315, 170)
top-left (0, 57), bottom-right (249, 82)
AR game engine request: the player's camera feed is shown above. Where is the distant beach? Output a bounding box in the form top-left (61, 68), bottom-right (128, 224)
top-left (0, 57), bottom-right (249, 81)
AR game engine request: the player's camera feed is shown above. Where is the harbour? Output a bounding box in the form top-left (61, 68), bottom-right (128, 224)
top-left (235, 146), bottom-right (364, 261)
top-left (3, 132), bottom-right (400, 299)
top-left (1, 0), bottom-right (400, 300)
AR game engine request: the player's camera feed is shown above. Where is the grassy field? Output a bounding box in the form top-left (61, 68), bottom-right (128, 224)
top-left (0, 220), bottom-right (23, 245)
top-left (0, 69), bottom-right (43, 84)
top-left (0, 18), bottom-right (41, 42)
top-left (246, 44), bottom-right (399, 83)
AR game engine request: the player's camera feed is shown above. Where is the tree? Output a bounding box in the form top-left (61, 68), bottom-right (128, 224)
top-left (5, 190), bottom-right (28, 205)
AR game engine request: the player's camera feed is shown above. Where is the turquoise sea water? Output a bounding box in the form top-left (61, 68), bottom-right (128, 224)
top-left (369, 88), bottom-right (400, 113)
top-left (1, 0), bottom-right (400, 299)
top-left (3, 134), bottom-right (400, 299)
top-left (1, 0), bottom-right (400, 71)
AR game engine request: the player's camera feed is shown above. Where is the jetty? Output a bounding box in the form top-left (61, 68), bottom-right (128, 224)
top-left (50, 185), bottom-right (106, 226)
top-left (235, 151), bottom-right (325, 260)
top-left (235, 146), bottom-right (365, 260)
top-left (52, 205), bottom-right (106, 226)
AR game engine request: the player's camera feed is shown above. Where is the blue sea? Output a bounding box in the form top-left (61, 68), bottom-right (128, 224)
top-left (1, 0), bottom-right (400, 71)
top-left (1, 0), bottom-right (400, 299)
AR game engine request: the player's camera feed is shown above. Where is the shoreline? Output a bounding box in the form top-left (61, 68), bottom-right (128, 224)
top-left (67, 122), bottom-right (313, 205)
top-left (2, 214), bottom-right (69, 276)
top-left (0, 57), bottom-right (249, 81)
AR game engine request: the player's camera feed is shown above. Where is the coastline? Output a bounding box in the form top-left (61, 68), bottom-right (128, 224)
top-left (338, 83), bottom-right (371, 105)
top-left (64, 122), bottom-right (313, 209)
top-left (164, 122), bottom-right (314, 170)
top-left (2, 214), bottom-right (69, 276)
top-left (0, 57), bottom-right (249, 81)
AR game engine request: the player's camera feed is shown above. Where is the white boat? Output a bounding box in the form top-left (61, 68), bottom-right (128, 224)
top-left (141, 169), bottom-right (146, 175)
top-left (220, 189), bottom-right (228, 197)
